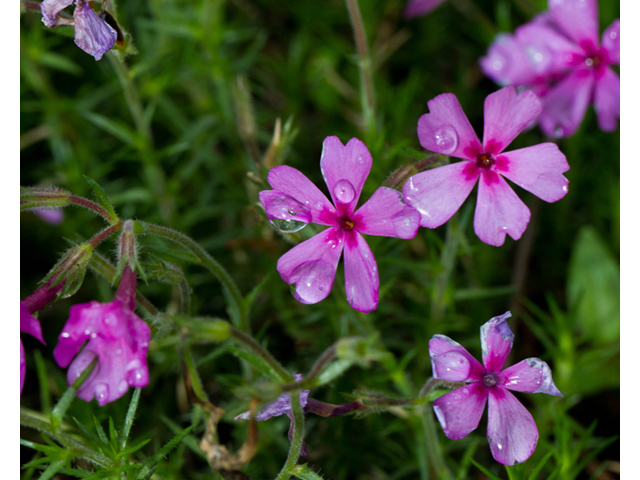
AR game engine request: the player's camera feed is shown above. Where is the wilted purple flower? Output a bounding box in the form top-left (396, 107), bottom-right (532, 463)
top-left (260, 136), bottom-right (420, 312)
top-left (20, 303), bottom-right (45, 394)
top-left (403, 86), bottom-right (569, 246)
top-left (235, 374), bottom-right (310, 456)
top-left (40, 0), bottom-right (117, 61)
top-left (429, 312), bottom-right (562, 465)
top-left (404, 0), bottom-right (447, 18)
top-left (53, 265), bottom-right (150, 406)
top-left (481, 0), bottom-right (620, 137)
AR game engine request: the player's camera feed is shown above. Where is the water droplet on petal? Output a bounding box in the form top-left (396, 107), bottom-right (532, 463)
top-left (95, 383), bottom-right (109, 403)
top-left (554, 127), bottom-right (564, 137)
top-left (61, 332), bottom-right (70, 338)
top-left (356, 155), bottom-right (365, 164)
top-left (118, 379), bottom-right (129, 394)
top-left (265, 194), bottom-right (311, 233)
top-left (269, 218), bottom-right (308, 233)
top-left (333, 179), bottom-right (356, 204)
top-left (433, 125), bottom-right (458, 154)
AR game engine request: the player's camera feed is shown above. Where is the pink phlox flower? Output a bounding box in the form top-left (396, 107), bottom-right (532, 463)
top-left (403, 86), bottom-right (570, 246)
top-left (260, 136), bottom-right (420, 312)
top-left (20, 302), bottom-right (46, 394)
top-left (235, 374), bottom-right (311, 456)
top-left (40, 0), bottom-right (117, 61)
top-left (429, 312), bottom-right (562, 465)
top-left (53, 267), bottom-right (150, 406)
top-left (481, 0), bottom-right (620, 137)
top-left (34, 208), bottom-right (64, 225)
top-left (403, 0), bottom-right (448, 18)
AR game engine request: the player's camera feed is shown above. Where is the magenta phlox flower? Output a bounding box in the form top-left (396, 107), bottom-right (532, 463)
top-left (481, 0), bottom-right (620, 137)
top-left (235, 374), bottom-right (311, 456)
top-left (260, 136), bottom-right (420, 312)
top-left (20, 302), bottom-right (46, 394)
top-left (403, 86), bottom-right (569, 246)
top-left (53, 266), bottom-right (150, 406)
top-left (403, 0), bottom-right (447, 18)
top-left (429, 312), bottom-right (562, 465)
top-left (40, 0), bottom-right (117, 61)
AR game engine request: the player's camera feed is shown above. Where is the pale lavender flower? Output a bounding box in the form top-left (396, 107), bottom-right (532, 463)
top-left (40, 0), bottom-right (117, 61)
top-left (481, 0), bottom-right (620, 137)
top-left (53, 266), bottom-right (150, 406)
top-left (403, 86), bottom-right (569, 246)
top-left (404, 0), bottom-right (447, 18)
top-left (430, 312), bottom-right (562, 465)
top-left (34, 208), bottom-right (64, 225)
top-left (235, 374), bottom-right (310, 456)
top-left (260, 136), bottom-right (420, 312)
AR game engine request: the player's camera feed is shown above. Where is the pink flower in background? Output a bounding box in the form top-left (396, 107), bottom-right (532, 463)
top-left (34, 208), bottom-right (64, 225)
top-left (20, 303), bottom-right (45, 394)
top-left (403, 86), bottom-right (569, 246)
top-left (481, 0), bottom-right (620, 137)
top-left (53, 266), bottom-right (150, 406)
top-left (429, 312), bottom-right (562, 465)
top-left (260, 136), bottom-right (420, 312)
top-left (404, 0), bottom-right (447, 18)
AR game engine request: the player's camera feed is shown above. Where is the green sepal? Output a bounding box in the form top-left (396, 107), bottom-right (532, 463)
top-left (83, 176), bottom-right (119, 225)
top-left (42, 243), bottom-right (95, 300)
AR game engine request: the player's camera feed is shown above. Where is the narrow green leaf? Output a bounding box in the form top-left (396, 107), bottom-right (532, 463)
top-left (108, 417), bottom-right (118, 449)
top-left (92, 416), bottom-right (109, 446)
top-left (34, 349), bottom-right (52, 415)
top-left (51, 358), bottom-right (97, 431)
top-left (291, 463), bottom-right (327, 480)
top-left (528, 450), bottom-right (555, 480)
top-left (470, 458), bottom-right (502, 480)
top-left (83, 176), bottom-right (118, 224)
top-left (134, 425), bottom-right (194, 480)
top-left (35, 459), bottom-right (66, 480)
top-left (115, 439), bottom-right (151, 459)
top-left (118, 388), bottom-right (141, 451)
top-left (227, 345), bottom-right (282, 380)
top-left (80, 111), bottom-right (143, 148)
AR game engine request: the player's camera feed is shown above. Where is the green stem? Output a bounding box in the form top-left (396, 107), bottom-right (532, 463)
top-left (274, 390), bottom-right (305, 480)
top-left (139, 221), bottom-right (249, 332)
top-left (421, 406), bottom-right (452, 480)
top-left (20, 411), bottom-right (114, 469)
top-left (88, 221), bottom-right (124, 248)
top-left (345, 0), bottom-right (376, 137)
top-left (229, 327), bottom-right (291, 382)
top-left (431, 219), bottom-right (458, 322)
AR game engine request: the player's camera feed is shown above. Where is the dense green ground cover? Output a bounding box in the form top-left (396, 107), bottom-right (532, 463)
top-left (20, 0), bottom-right (619, 478)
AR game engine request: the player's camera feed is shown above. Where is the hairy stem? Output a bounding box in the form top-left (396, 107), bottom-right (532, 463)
top-left (229, 327), bottom-right (291, 382)
top-left (274, 391), bottom-right (305, 480)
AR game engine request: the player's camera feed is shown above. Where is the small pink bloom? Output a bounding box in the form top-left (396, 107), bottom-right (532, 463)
top-left (73, 1), bottom-right (117, 61)
top-left (20, 303), bottom-right (46, 394)
top-left (403, 0), bottom-right (447, 18)
top-left (34, 208), bottom-right (64, 225)
top-left (481, 0), bottom-right (620, 137)
top-left (260, 136), bottom-right (420, 312)
top-left (53, 266), bottom-right (150, 406)
top-left (403, 86), bottom-right (569, 246)
top-left (430, 312), bottom-right (562, 465)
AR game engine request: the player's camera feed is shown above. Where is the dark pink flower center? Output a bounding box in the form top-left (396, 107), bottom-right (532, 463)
top-left (483, 372), bottom-right (499, 388)
top-left (476, 152), bottom-right (495, 170)
top-left (337, 214), bottom-right (357, 232)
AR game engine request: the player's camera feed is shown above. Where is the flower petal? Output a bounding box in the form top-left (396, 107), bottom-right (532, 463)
top-left (496, 144), bottom-right (569, 203)
top-left (549, 0), bottom-right (599, 47)
top-left (403, 161), bottom-right (478, 228)
top-left (354, 187), bottom-right (420, 239)
top-left (267, 165), bottom-right (336, 226)
top-left (480, 33), bottom-right (537, 86)
top-left (20, 340), bottom-right (26, 394)
top-left (343, 232), bottom-right (379, 312)
top-left (487, 387), bottom-right (539, 465)
top-left (539, 69), bottom-right (594, 138)
top-left (593, 68), bottom-right (620, 132)
top-left (429, 335), bottom-right (485, 382)
top-left (276, 229), bottom-right (344, 305)
top-left (499, 358), bottom-right (563, 396)
top-left (73, 2), bottom-right (117, 61)
top-left (40, 0), bottom-right (74, 28)
top-left (20, 302), bottom-right (45, 344)
top-left (235, 374), bottom-right (310, 421)
top-left (320, 136), bottom-right (372, 214)
top-left (433, 383), bottom-right (488, 440)
top-left (480, 312), bottom-right (514, 372)
top-left (601, 20), bottom-right (620, 64)
top-left (53, 302), bottom-right (96, 368)
top-left (403, 0), bottom-right (447, 18)
top-left (417, 93), bottom-right (481, 160)
top-left (473, 172), bottom-right (530, 246)
top-left (483, 87), bottom-right (542, 153)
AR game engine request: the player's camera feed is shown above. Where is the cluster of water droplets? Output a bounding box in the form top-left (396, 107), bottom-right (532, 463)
top-left (433, 125), bottom-right (458, 154)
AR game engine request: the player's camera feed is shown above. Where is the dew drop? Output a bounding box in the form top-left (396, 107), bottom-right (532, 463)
top-left (433, 125), bottom-right (458, 154)
top-left (95, 383), bottom-right (109, 402)
top-left (84, 329), bottom-right (91, 335)
top-left (356, 154), bottom-right (365, 164)
top-left (61, 332), bottom-right (70, 338)
top-left (562, 184), bottom-right (568, 193)
top-left (333, 179), bottom-right (356, 204)
top-left (269, 218), bottom-right (308, 233)
top-left (554, 127), bottom-right (564, 137)
top-left (585, 57), bottom-right (594, 67)
top-left (118, 379), bottom-right (129, 394)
